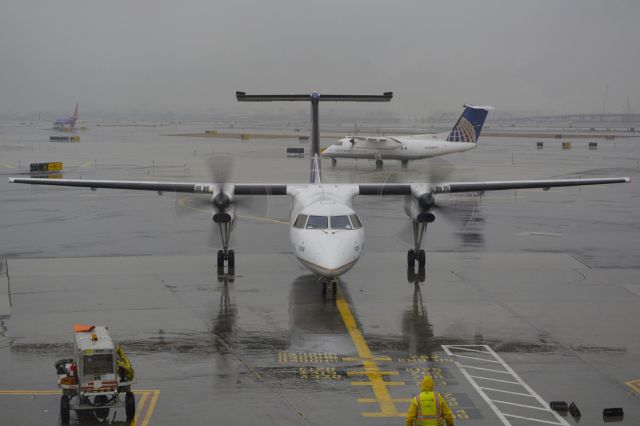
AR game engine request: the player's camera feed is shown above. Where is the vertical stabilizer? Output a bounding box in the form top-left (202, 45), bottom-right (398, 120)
top-left (236, 91), bottom-right (392, 184)
top-left (72, 104), bottom-right (79, 120)
top-left (446, 105), bottom-right (492, 143)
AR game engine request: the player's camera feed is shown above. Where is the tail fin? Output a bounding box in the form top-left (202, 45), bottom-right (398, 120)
top-left (310, 154), bottom-right (322, 184)
top-left (72, 104), bottom-right (79, 119)
top-left (446, 104), bottom-right (492, 143)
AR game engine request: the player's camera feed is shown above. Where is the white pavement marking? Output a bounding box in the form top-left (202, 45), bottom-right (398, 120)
top-left (442, 345), bottom-right (570, 426)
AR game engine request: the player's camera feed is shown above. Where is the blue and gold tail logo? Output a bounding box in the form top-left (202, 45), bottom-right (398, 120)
top-left (446, 105), bottom-right (491, 143)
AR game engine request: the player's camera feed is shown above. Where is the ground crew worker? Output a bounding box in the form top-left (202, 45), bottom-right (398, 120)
top-left (406, 375), bottom-right (454, 426)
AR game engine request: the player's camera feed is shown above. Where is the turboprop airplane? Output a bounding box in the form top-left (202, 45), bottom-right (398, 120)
top-left (53, 103), bottom-right (79, 130)
top-left (322, 104), bottom-right (491, 168)
top-left (9, 91), bottom-right (630, 295)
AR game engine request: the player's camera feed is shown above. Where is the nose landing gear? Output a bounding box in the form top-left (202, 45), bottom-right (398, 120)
top-left (321, 279), bottom-right (338, 297)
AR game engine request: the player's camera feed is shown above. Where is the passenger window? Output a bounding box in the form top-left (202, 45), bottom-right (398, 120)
top-left (306, 215), bottom-right (328, 229)
top-left (294, 214), bottom-right (308, 229)
top-left (330, 215), bottom-right (352, 230)
top-left (349, 214), bottom-right (362, 229)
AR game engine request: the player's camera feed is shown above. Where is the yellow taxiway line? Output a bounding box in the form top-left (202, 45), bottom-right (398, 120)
top-left (0, 389), bottom-right (160, 424)
top-left (335, 286), bottom-right (405, 417)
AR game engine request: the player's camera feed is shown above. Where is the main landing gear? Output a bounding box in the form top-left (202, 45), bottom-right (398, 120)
top-left (375, 159), bottom-right (384, 168)
top-left (331, 158), bottom-right (337, 167)
top-left (321, 279), bottom-right (338, 297)
top-left (407, 214), bottom-right (435, 269)
top-left (215, 215), bottom-right (235, 273)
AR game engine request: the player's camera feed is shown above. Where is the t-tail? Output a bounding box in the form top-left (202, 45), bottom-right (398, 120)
top-left (236, 91), bottom-right (392, 184)
top-left (446, 104), bottom-right (493, 143)
top-left (72, 104), bottom-right (79, 120)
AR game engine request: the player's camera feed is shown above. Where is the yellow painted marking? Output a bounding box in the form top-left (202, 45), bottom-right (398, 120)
top-left (0, 389), bottom-right (159, 424)
top-left (336, 286), bottom-right (404, 417)
top-left (347, 370), bottom-right (399, 376)
top-left (358, 397), bottom-right (413, 403)
top-left (626, 379), bottom-right (640, 393)
top-left (351, 381), bottom-right (405, 386)
top-left (133, 391), bottom-right (149, 424)
top-left (80, 161), bottom-right (93, 168)
top-left (1, 163), bottom-right (16, 169)
top-left (342, 356), bottom-right (392, 362)
top-left (141, 390), bottom-right (160, 426)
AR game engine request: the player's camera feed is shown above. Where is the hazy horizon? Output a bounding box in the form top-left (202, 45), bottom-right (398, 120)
top-left (1, 1), bottom-right (638, 118)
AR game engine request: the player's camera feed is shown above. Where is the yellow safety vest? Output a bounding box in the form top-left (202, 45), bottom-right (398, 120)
top-left (414, 391), bottom-right (442, 426)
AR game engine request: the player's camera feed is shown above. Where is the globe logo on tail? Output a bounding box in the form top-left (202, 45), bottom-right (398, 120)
top-left (449, 117), bottom-right (477, 143)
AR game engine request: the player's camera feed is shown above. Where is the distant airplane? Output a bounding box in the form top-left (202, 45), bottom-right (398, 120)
top-left (53, 104), bottom-right (79, 130)
top-left (322, 104), bottom-right (493, 168)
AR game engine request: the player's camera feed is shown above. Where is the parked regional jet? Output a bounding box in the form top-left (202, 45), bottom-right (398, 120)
top-left (9, 92), bottom-right (629, 295)
top-left (322, 104), bottom-right (492, 168)
top-left (53, 104), bottom-right (79, 130)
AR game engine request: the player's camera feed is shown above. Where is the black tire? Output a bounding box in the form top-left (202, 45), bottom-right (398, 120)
top-left (417, 249), bottom-right (426, 267)
top-left (417, 266), bottom-right (426, 283)
top-left (60, 395), bottom-right (70, 424)
top-left (321, 282), bottom-right (327, 295)
top-left (407, 267), bottom-right (416, 283)
top-left (227, 249), bottom-right (235, 269)
top-left (93, 395), bottom-right (109, 419)
top-left (407, 249), bottom-right (416, 268)
top-left (332, 281), bottom-right (337, 295)
top-left (331, 158), bottom-right (337, 167)
top-left (375, 159), bottom-right (383, 167)
top-left (401, 160), bottom-right (409, 167)
top-left (125, 391), bottom-right (136, 419)
top-left (217, 250), bottom-right (224, 268)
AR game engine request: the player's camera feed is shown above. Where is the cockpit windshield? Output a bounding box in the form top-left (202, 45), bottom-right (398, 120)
top-left (306, 215), bottom-right (328, 229)
top-left (330, 215), bottom-right (352, 230)
top-left (296, 214), bottom-right (362, 230)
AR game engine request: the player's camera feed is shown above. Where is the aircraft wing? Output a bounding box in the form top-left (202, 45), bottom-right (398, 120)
top-left (357, 177), bottom-right (630, 195)
top-left (8, 178), bottom-right (288, 195)
top-left (9, 176), bottom-right (630, 196)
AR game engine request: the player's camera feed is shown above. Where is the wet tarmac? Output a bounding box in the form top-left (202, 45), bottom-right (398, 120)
top-left (1, 121), bottom-right (639, 425)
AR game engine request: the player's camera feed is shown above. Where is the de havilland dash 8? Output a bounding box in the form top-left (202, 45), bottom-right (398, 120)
top-left (321, 104), bottom-right (492, 168)
top-left (9, 91), bottom-right (630, 294)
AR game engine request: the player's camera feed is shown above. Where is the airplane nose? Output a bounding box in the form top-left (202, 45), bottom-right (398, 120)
top-left (313, 234), bottom-right (362, 277)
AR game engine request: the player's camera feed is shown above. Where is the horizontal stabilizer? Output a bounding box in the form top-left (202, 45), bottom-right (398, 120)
top-left (236, 91), bottom-right (392, 102)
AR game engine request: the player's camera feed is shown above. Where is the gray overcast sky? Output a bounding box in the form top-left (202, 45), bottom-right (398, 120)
top-left (1, 0), bottom-right (639, 117)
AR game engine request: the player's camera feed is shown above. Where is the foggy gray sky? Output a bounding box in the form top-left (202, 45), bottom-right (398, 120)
top-left (1, 0), bottom-right (639, 117)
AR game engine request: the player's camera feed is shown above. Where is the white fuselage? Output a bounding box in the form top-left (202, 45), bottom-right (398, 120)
top-left (286, 184), bottom-right (364, 278)
top-left (322, 134), bottom-right (476, 161)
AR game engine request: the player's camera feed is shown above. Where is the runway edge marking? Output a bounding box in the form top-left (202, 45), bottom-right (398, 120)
top-left (335, 285), bottom-right (405, 418)
top-left (442, 345), bottom-right (570, 426)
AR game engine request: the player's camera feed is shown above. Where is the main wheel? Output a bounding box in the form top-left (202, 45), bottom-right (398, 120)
top-left (321, 281), bottom-right (327, 295)
top-left (331, 158), bottom-right (337, 167)
top-left (375, 159), bottom-right (383, 167)
top-left (217, 250), bottom-right (224, 268)
top-left (407, 249), bottom-right (416, 268)
top-left (417, 249), bottom-right (426, 267)
top-left (227, 249), bottom-right (235, 269)
top-left (125, 391), bottom-right (136, 420)
top-left (401, 160), bottom-right (409, 167)
top-left (332, 281), bottom-right (337, 295)
top-left (60, 395), bottom-right (70, 424)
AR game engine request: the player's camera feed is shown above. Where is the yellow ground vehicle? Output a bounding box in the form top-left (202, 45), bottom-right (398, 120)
top-left (55, 325), bottom-right (135, 424)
